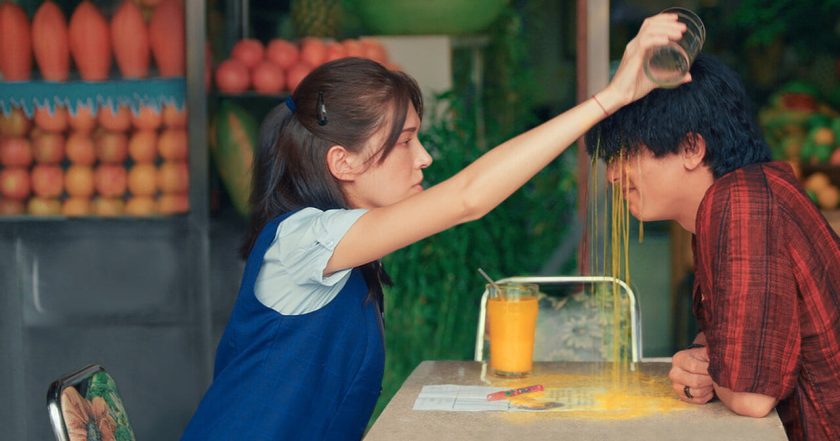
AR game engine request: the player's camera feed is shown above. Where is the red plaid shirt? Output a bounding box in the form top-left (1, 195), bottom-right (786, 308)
top-left (693, 161), bottom-right (840, 441)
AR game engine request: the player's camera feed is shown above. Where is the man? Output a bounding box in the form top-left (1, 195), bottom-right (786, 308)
top-left (586, 54), bottom-right (840, 441)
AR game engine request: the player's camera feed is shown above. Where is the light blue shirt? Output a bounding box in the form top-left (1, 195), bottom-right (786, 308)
top-left (254, 207), bottom-right (368, 315)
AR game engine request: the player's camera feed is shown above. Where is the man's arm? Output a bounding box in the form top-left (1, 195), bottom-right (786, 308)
top-left (712, 383), bottom-right (778, 418)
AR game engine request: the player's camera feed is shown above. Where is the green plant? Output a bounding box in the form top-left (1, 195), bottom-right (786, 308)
top-left (369, 7), bottom-right (578, 425)
top-left (730, 0), bottom-right (840, 51)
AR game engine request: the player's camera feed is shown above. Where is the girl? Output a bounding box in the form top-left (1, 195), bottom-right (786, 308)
top-left (182, 14), bottom-right (688, 440)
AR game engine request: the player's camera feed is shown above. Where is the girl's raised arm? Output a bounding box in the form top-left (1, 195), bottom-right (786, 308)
top-left (327, 13), bottom-right (688, 274)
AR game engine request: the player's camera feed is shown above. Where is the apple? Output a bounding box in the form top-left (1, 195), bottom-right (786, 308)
top-left (266, 39), bottom-right (299, 70)
top-left (231, 39), bottom-right (264, 69)
top-left (300, 38), bottom-right (326, 67)
top-left (65, 165), bottom-right (96, 198)
top-left (252, 61), bottom-right (285, 95)
top-left (62, 197), bottom-right (92, 217)
top-left (0, 107), bottom-right (31, 137)
top-left (157, 161), bottom-right (189, 193)
top-left (95, 130), bottom-right (129, 163)
top-left (157, 128), bottom-right (188, 161)
top-left (94, 164), bottom-right (128, 197)
top-left (0, 168), bottom-right (31, 200)
top-left (128, 163), bottom-right (158, 196)
top-left (31, 131), bottom-right (65, 163)
top-left (215, 59), bottom-right (250, 94)
top-left (286, 62), bottom-right (313, 93)
top-left (0, 198), bottom-right (25, 215)
top-left (66, 132), bottom-right (97, 165)
top-left (0, 136), bottom-right (33, 167)
top-left (129, 130), bottom-right (159, 163)
top-left (27, 197), bottom-right (62, 216)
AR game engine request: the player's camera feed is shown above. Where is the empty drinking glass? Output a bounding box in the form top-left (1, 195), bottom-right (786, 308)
top-left (643, 7), bottom-right (705, 88)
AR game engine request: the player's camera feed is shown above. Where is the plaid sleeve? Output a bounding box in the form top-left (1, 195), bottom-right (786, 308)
top-left (699, 175), bottom-right (800, 400)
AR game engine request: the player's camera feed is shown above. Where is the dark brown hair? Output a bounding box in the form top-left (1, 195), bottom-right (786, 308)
top-left (241, 57), bottom-right (424, 302)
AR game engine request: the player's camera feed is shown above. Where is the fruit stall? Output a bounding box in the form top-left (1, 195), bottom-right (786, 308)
top-left (0, 1), bottom-right (212, 440)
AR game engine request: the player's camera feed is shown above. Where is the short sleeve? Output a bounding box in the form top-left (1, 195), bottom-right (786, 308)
top-left (698, 180), bottom-right (800, 399)
top-left (254, 207), bottom-right (367, 315)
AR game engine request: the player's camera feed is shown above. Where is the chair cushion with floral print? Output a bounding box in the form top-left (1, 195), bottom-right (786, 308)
top-left (48, 365), bottom-right (136, 441)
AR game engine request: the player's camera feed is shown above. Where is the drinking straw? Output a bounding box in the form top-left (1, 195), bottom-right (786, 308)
top-left (477, 268), bottom-right (504, 300)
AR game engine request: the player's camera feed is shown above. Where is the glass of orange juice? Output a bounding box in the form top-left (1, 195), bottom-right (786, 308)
top-left (487, 283), bottom-right (539, 377)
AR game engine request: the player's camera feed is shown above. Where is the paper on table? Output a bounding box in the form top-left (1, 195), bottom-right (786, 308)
top-left (413, 385), bottom-right (602, 412)
top-left (413, 385), bottom-right (510, 411)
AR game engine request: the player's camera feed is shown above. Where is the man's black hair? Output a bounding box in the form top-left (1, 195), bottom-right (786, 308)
top-left (585, 54), bottom-right (771, 178)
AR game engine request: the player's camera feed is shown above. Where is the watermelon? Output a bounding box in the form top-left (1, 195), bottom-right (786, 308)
top-left (211, 101), bottom-right (256, 216)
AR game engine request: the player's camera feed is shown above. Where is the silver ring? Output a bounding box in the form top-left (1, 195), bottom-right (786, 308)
top-left (684, 385), bottom-right (693, 399)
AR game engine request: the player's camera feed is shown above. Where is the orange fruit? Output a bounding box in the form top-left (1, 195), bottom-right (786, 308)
top-left (94, 164), bottom-right (128, 197)
top-left (131, 105), bottom-right (162, 131)
top-left (62, 197), bottom-right (92, 217)
top-left (31, 164), bottom-right (64, 198)
top-left (0, 107), bottom-right (31, 137)
top-left (157, 161), bottom-right (189, 193)
top-left (65, 165), bottom-right (96, 198)
top-left (128, 130), bottom-right (159, 163)
top-left (158, 128), bottom-right (188, 160)
top-left (27, 197), bottom-right (62, 216)
top-left (95, 131), bottom-right (129, 163)
top-left (68, 104), bottom-right (97, 133)
top-left (158, 193), bottom-right (189, 214)
top-left (92, 197), bottom-right (125, 217)
top-left (66, 132), bottom-right (97, 165)
top-left (125, 196), bottom-right (157, 216)
top-left (162, 104), bottom-right (187, 128)
top-left (98, 105), bottom-right (132, 132)
top-left (34, 105), bottom-right (68, 132)
top-left (128, 163), bottom-right (158, 196)
top-left (0, 198), bottom-right (26, 215)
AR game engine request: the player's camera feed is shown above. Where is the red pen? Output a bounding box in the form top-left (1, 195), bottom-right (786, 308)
top-left (486, 384), bottom-right (544, 401)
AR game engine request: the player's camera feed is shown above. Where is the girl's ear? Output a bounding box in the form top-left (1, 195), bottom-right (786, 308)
top-left (326, 145), bottom-right (358, 182)
top-left (681, 133), bottom-right (707, 171)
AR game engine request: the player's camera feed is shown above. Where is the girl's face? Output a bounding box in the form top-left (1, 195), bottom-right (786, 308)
top-left (345, 104), bottom-right (432, 208)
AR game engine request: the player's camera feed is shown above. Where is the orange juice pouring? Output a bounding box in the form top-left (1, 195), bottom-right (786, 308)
top-left (487, 283), bottom-right (539, 377)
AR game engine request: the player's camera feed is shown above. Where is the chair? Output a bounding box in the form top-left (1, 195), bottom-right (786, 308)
top-left (47, 364), bottom-right (136, 441)
top-left (474, 276), bottom-right (642, 364)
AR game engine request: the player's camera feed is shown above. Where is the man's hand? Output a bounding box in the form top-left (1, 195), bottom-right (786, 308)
top-left (669, 346), bottom-right (715, 404)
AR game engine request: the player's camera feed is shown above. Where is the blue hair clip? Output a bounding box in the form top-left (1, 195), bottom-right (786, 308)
top-left (284, 95), bottom-right (297, 113)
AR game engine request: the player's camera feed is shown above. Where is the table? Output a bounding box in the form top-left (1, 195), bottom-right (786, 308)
top-left (365, 361), bottom-right (788, 441)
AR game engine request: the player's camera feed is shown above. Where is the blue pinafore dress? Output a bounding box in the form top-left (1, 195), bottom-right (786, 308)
top-left (181, 211), bottom-right (385, 440)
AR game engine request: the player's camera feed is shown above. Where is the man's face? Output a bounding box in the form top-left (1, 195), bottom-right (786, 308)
top-left (606, 147), bottom-right (688, 222)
